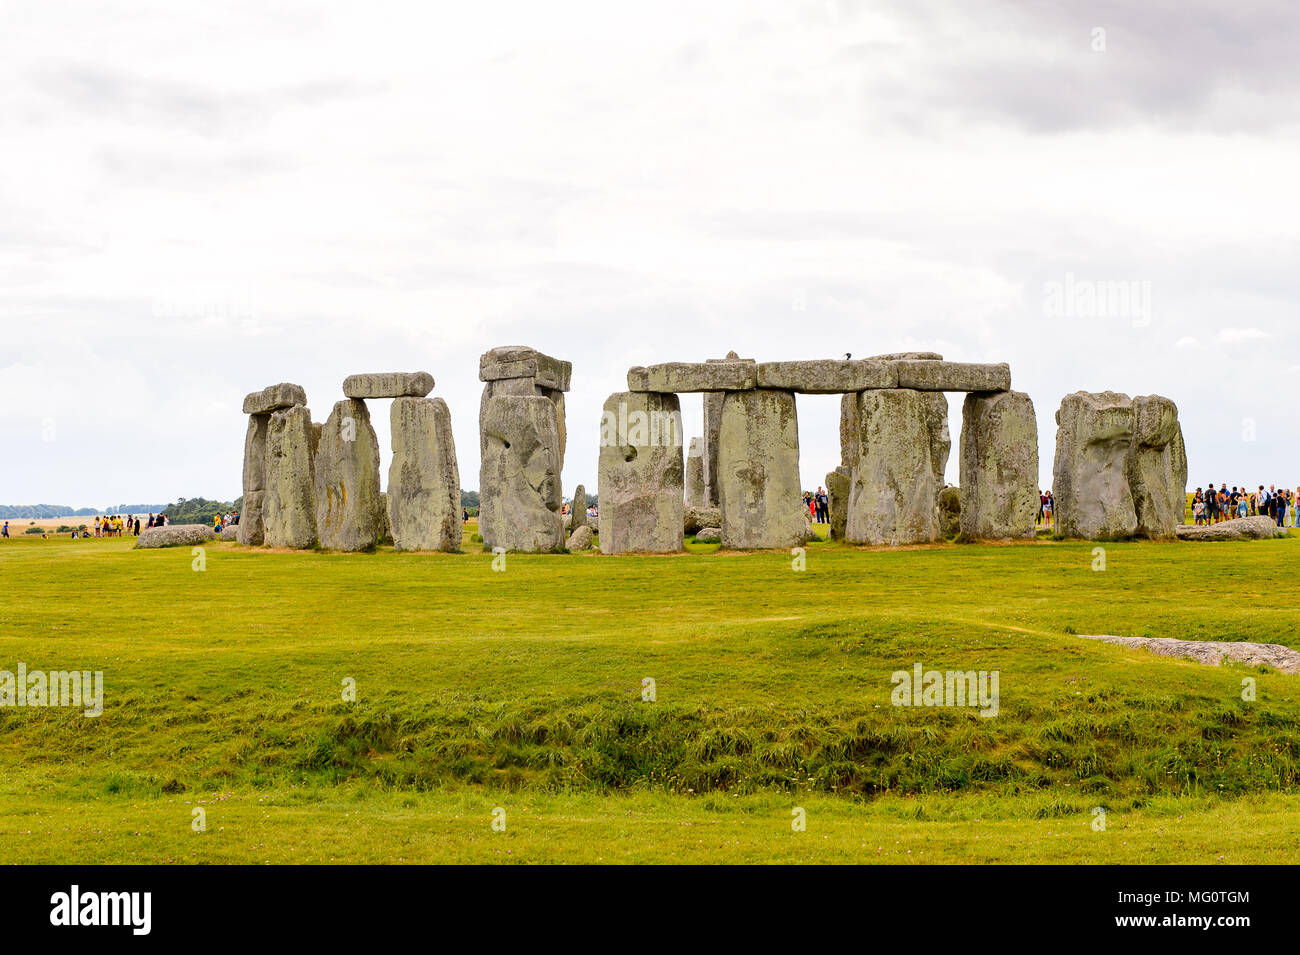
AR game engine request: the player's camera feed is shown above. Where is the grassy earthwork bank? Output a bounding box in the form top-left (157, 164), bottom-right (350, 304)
top-left (1, 526), bottom-right (1298, 863)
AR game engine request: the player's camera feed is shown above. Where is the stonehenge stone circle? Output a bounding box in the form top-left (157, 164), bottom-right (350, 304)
top-left (342, 372), bottom-right (434, 399)
top-left (598, 391), bottom-right (685, 553)
top-left (135, 524), bottom-right (216, 549)
top-left (1051, 391), bottom-right (1185, 541)
top-left (314, 399), bottom-right (385, 551)
top-left (718, 388), bottom-right (804, 549)
top-left (844, 389), bottom-right (949, 545)
top-left (959, 390), bottom-right (1038, 540)
top-left (388, 397), bottom-right (461, 552)
top-left (479, 393), bottom-right (564, 552)
top-left (264, 404), bottom-right (319, 549)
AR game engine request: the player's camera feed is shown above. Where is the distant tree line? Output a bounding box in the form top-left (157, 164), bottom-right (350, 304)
top-left (161, 497), bottom-right (234, 526)
top-left (0, 504), bottom-right (99, 519)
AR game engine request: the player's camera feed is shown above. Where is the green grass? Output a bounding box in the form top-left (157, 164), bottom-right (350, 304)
top-left (2, 528), bottom-right (1298, 863)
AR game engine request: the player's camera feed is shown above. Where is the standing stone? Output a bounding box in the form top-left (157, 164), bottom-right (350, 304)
top-left (480, 395), bottom-right (563, 552)
top-left (571, 484), bottom-right (588, 529)
top-left (844, 389), bottom-right (949, 545)
top-left (598, 392), bottom-right (684, 553)
top-left (312, 399), bottom-right (383, 551)
top-left (237, 413), bottom-right (270, 546)
top-left (478, 346), bottom-right (570, 475)
top-left (702, 351), bottom-right (743, 509)
top-left (959, 390), bottom-right (1038, 540)
top-left (388, 397), bottom-right (461, 552)
top-left (717, 389), bottom-right (803, 549)
top-left (839, 392), bottom-right (860, 468)
top-left (685, 437), bottom-right (707, 507)
top-left (263, 405), bottom-right (318, 549)
top-left (1129, 394), bottom-right (1186, 540)
top-left (826, 467), bottom-right (850, 541)
top-left (1052, 391), bottom-right (1137, 540)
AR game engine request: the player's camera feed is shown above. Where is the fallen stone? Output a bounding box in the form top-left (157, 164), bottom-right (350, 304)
top-left (598, 391), bottom-right (684, 553)
top-left (694, 526), bottom-right (721, 543)
top-left (685, 437), bottom-right (707, 508)
top-left (684, 505), bottom-right (722, 535)
top-left (959, 390), bottom-right (1038, 540)
top-left (479, 394), bottom-right (563, 552)
top-left (566, 524), bottom-right (594, 550)
top-left (313, 399), bottom-right (384, 551)
top-left (242, 382), bottom-right (307, 415)
top-left (1052, 391), bottom-right (1137, 540)
top-left (479, 346), bottom-right (571, 391)
top-left (892, 361), bottom-right (1010, 393)
top-left (718, 388), bottom-right (804, 549)
top-left (755, 359), bottom-right (896, 393)
top-left (628, 360), bottom-right (757, 393)
top-left (237, 413), bottom-right (270, 546)
top-left (342, 372), bottom-right (434, 399)
top-left (219, 524), bottom-right (238, 541)
top-left (135, 524), bottom-right (216, 549)
top-left (1175, 517), bottom-right (1284, 541)
top-left (263, 405), bottom-right (318, 549)
top-left (389, 397), bottom-right (462, 552)
top-left (844, 388), bottom-right (949, 545)
top-left (1129, 394), bottom-right (1187, 540)
top-left (939, 486), bottom-right (961, 539)
top-left (1078, 634), bottom-right (1300, 674)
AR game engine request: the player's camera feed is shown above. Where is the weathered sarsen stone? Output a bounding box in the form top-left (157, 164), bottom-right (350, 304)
top-left (844, 389), bottom-right (949, 545)
top-left (1052, 392), bottom-right (1137, 540)
top-left (313, 399), bottom-right (384, 551)
top-left (135, 524), bottom-right (216, 549)
top-left (599, 391), bottom-right (684, 553)
top-left (242, 382), bottom-right (307, 415)
top-left (479, 395), bottom-right (563, 552)
top-left (685, 437), bottom-right (707, 508)
top-left (263, 405), bottom-right (318, 549)
top-left (718, 389), bottom-right (804, 549)
top-left (684, 505), bottom-right (721, 536)
top-left (1176, 516), bottom-right (1282, 541)
top-left (566, 524), bottom-right (594, 551)
top-left (237, 413), bottom-right (270, 546)
top-left (892, 361), bottom-right (1010, 393)
top-left (628, 360), bottom-right (757, 393)
top-left (571, 484), bottom-right (588, 530)
top-left (959, 390), bottom-right (1038, 540)
top-left (1128, 394), bottom-right (1187, 540)
top-left (479, 346), bottom-right (571, 390)
top-left (755, 359), bottom-right (896, 393)
top-left (342, 372), bottom-right (434, 399)
top-left (826, 467), bottom-right (850, 541)
top-left (388, 397), bottom-right (461, 552)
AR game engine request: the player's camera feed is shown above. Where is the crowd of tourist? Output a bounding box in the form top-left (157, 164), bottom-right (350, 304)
top-left (211, 511), bottom-right (240, 532)
top-left (1192, 485), bottom-right (1297, 526)
top-left (803, 488), bottom-right (829, 523)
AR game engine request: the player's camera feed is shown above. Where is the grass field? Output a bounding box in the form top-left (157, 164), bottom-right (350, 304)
top-left (2, 525), bottom-right (1299, 864)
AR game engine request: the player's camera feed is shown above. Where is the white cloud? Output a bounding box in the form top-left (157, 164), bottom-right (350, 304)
top-left (1, 0), bottom-right (1298, 506)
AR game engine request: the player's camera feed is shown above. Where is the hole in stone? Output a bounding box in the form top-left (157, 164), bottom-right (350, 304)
top-left (503, 440), bottom-right (511, 449)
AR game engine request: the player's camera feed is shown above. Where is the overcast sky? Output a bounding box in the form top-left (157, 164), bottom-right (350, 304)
top-left (2, 0), bottom-right (1298, 509)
